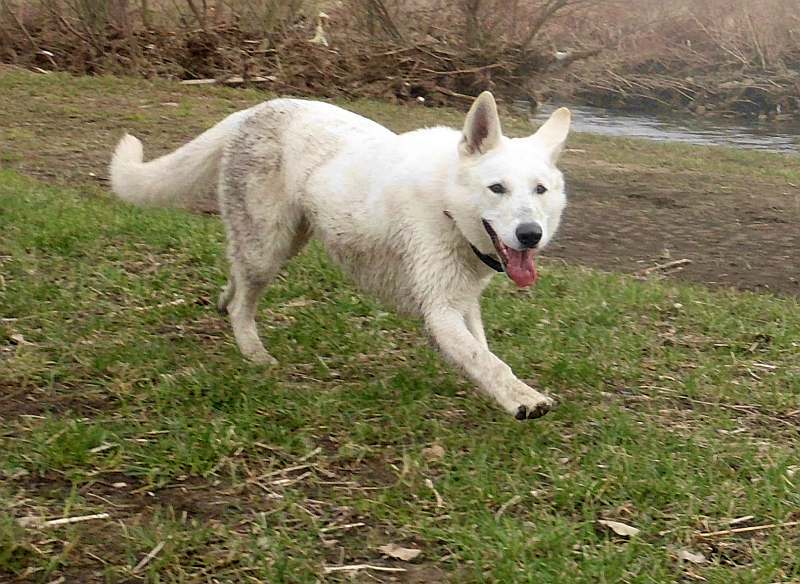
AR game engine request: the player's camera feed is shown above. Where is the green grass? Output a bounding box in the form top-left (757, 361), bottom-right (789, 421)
top-left (1, 165), bottom-right (799, 583)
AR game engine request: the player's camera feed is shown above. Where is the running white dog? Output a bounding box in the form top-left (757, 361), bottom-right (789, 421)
top-left (110, 92), bottom-right (571, 420)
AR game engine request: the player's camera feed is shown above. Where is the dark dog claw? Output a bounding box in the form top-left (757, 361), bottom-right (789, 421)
top-left (515, 405), bottom-right (528, 420)
top-left (527, 403), bottom-right (550, 419)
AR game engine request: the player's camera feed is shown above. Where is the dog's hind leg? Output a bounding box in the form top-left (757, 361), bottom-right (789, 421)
top-left (218, 123), bottom-right (311, 363)
top-left (226, 268), bottom-right (272, 364)
top-left (223, 217), bottom-right (310, 365)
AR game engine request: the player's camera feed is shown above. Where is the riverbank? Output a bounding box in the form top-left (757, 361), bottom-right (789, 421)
top-left (1, 69), bottom-right (798, 294)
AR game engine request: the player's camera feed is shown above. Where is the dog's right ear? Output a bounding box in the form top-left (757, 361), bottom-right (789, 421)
top-left (460, 92), bottom-right (502, 157)
top-left (529, 107), bottom-right (571, 164)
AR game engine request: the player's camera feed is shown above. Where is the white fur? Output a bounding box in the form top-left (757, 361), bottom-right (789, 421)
top-left (110, 107), bottom-right (256, 213)
top-left (109, 93), bottom-right (571, 420)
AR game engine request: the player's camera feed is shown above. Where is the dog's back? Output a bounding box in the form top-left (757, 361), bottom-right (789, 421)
top-left (109, 98), bottom-right (393, 215)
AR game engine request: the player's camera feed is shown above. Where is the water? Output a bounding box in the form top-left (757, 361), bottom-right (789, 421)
top-left (523, 102), bottom-right (800, 154)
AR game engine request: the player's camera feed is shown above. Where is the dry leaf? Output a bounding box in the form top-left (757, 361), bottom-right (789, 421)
top-left (378, 543), bottom-right (422, 561)
top-left (678, 549), bottom-right (707, 564)
top-left (598, 519), bottom-right (640, 537)
top-left (422, 444), bottom-right (445, 462)
top-left (10, 333), bottom-right (32, 345)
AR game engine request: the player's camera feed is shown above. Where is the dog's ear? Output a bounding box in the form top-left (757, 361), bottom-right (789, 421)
top-left (460, 92), bottom-right (502, 156)
top-left (530, 107), bottom-right (571, 164)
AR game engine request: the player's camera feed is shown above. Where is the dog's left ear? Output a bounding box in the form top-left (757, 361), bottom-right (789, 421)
top-left (460, 92), bottom-right (502, 157)
top-left (530, 107), bottom-right (571, 164)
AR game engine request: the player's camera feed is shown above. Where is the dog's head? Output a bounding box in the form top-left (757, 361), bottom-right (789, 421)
top-left (450, 92), bottom-right (571, 287)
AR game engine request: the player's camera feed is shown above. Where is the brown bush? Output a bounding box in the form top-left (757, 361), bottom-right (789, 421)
top-left (544, 0), bottom-right (800, 114)
top-left (1, 0), bottom-right (798, 115)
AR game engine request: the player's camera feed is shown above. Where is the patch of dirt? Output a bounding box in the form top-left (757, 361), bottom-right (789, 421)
top-left (2, 469), bottom-right (289, 582)
top-left (547, 174), bottom-right (800, 295)
top-left (14, 471), bottom-right (233, 521)
top-left (0, 381), bottom-right (118, 420)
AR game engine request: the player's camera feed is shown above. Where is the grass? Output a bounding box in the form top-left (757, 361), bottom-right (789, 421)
top-left (1, 69), bottom-right (799, 582)
top-left (1, 166), bottom-right (799, 583)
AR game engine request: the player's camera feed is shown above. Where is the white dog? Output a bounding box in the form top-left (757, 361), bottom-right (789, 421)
top-left (110, 92), bottom-right (571, 420)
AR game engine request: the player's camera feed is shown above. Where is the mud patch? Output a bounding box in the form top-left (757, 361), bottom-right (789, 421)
top-left (0, 383), bottom-right (118, 420)
top-left (548, 176), bottom-right (800, 295)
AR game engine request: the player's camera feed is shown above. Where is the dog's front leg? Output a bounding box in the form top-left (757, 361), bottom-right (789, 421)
top-left (426, 307), bottom-right (554, 420)
top-left (464, 301), bottom-right (488, 349)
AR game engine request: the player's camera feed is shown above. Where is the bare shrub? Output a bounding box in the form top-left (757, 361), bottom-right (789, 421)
top-left (0, 0), bottom-right (797, 115)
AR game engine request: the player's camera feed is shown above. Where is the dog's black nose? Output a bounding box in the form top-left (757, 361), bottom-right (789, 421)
top-left (516, 222), bottom-right (542, 248)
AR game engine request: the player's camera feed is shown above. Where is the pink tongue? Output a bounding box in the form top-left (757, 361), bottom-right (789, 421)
top-left (505, 248), bottom-right (538, 287)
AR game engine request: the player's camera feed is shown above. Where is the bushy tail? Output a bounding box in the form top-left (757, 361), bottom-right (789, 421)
top-left (109, 107), bottom-right (254, 213)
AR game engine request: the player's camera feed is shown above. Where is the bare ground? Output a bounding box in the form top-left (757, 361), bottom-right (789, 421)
top-left (549, 174), bottom-right (800, 294)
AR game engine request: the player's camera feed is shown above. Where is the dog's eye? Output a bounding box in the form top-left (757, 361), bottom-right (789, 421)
top-left (535, 184), bottom-right (548, 195)
top-left (488, 183), bottom-right (506, 194)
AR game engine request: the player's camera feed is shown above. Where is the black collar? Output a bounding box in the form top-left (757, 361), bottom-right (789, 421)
top-left (443, 209), bottom-right (504, 273)
top-left (471, 244), bottom-right (504, 272)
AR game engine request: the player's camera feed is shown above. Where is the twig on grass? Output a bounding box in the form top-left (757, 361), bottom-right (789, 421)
top-left (697, 520), bottom-right (800, 539)
top-left (646, 385), bottom-right (799, 430)
top-left (132, 540), bottom-right (166, 573)
top-left (495, 495), bottom-right (522, 519)
top-left (323, 564), bottom-right (406, 574)
top-left (636, 259), bottom-right (692, 277)
top-left (728, 515), bottom-right (755, 526)
top-left (297, 446), bottom-right (322, 462)
top-left (249, 463), bottom-right (312, 482)
top-left (25, 512), bottom-right (112, 527)
top-left (320, 522), bottom-right (366, 533)
top-left (129, 298), bottom-right (186, 312)
top-left (269, 470), bottom-right (312, 487)
top-left (425, 478), bottom-right (445, 508)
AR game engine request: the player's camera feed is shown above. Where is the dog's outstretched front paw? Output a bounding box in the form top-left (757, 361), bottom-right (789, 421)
top-left (503, 382), bottom-right (555, 421)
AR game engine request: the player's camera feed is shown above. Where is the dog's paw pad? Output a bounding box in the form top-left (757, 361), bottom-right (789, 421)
top-left (515, 401), bottom-right (551, 421)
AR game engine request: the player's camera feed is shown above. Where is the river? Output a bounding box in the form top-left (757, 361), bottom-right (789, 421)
top-left (527, 103), bottom-right (800, 154)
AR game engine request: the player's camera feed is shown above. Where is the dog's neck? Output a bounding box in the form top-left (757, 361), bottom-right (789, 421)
top-left (469, 244), bottom-right (503, 272)
top-left (443, 210), bottom-right (504, 273)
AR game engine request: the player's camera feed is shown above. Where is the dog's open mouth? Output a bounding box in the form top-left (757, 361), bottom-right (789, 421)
top-left (482, 220), bottom-right (538, 288)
